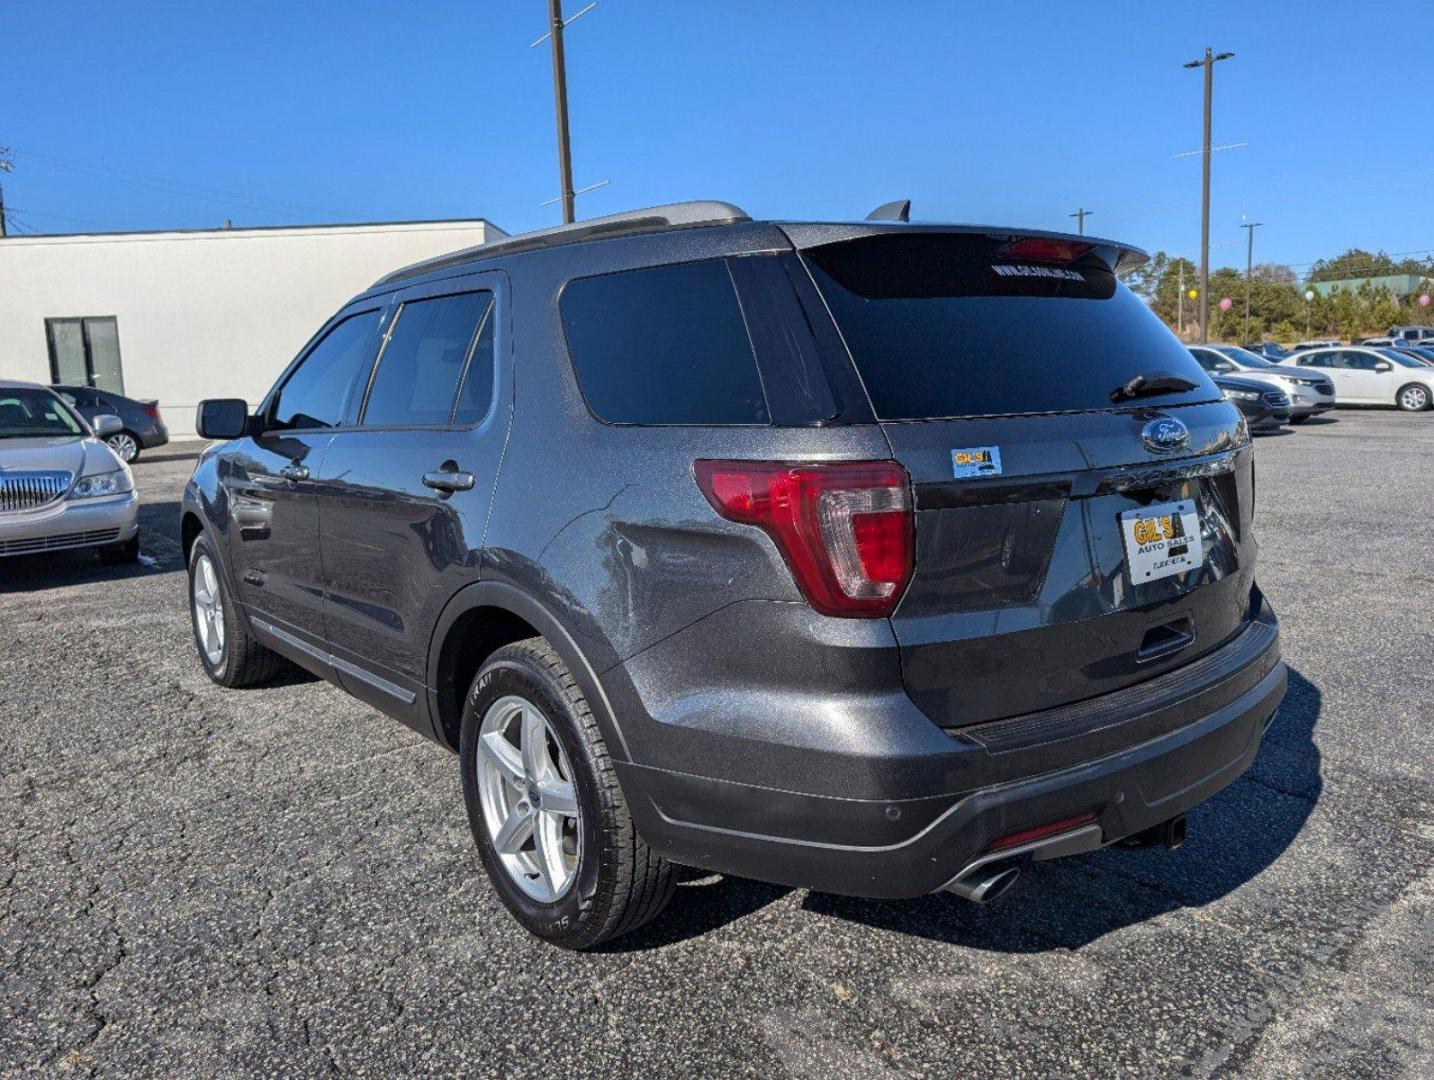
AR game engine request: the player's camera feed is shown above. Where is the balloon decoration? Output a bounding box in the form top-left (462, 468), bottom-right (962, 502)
top-left (1219, 297), bottom-right (1233, 312)
top-left (1420, 294), bottom-right (1431, 308)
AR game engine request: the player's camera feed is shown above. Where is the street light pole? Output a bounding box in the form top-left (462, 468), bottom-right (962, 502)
top-left (1241, 220), bottom-right (1262, 342)
top-left (1184, 47), bottom-right (1234, 344)
top-left (547, 0), bottom-right (576, 224)
top-left (1069, 208), bottom-right (1092, 235)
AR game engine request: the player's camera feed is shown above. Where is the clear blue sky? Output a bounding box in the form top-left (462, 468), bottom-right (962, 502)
top-left (4, 0), bottom-right (1431, 274)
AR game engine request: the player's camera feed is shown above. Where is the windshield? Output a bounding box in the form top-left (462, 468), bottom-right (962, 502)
top-left (0, 389), bottom-right (85, 438)
top-left (803, 233), bottom-right (1217, 420)
top-left (1211, 345), bottom-right (1277, 368)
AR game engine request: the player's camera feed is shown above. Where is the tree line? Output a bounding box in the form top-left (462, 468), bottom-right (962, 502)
top-left (1122, 248), bottom-right (1434, 343)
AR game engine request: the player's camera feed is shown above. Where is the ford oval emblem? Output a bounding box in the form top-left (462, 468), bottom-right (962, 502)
top-left (1141, 416), bottom-right (1189, 454)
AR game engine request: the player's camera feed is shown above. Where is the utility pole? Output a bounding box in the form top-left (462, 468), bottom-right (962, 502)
top-left (1069, 208), bottom-right (1092, 235)
top-left (547, 0), bottom-right (577, 224)
top-left (1184, 47), bottom-right (1234, 343)
top-left (1241, 220), bottom-right (1262, 343)
top-left (1178, 263), bottom-right (1186, 338)
top-left (0, 146), bottom-right (12, 238)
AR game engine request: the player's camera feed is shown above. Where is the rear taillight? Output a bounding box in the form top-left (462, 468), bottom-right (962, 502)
top-left (694, 460), bottom-right (914, 618)
top-left (143, 404), bottom-right (162, 421)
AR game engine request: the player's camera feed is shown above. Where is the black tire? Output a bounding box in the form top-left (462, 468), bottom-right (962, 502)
top-left (98, 534), bottom-right (140, 564)
top-left (1396, 383), bottom-right (1431, 412)
top-left (187, 534), bottom-right (286, 688)
top-left (459, 637), bottom-right (676, 949)
top-left (106, 431), bottom-right (142, 463)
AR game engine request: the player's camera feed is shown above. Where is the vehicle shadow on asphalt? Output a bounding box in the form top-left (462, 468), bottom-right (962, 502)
top-left (608, 668), bottom-right (1321, 953)
top-left (0, 499), bottom-right (184, 593)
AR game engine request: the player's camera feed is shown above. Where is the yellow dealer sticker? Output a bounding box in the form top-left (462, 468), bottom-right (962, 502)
top-left (951, 446), bottom-right (1002, 478)
top-left (1119, 499), bottom-right (1202, 583)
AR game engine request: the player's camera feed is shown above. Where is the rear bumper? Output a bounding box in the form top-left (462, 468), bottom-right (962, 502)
top-left (140, 423), bottom-right (170, 449)
top-left (617, 606), bottom-right (1284, 898)
top-left (0, 492), bottom-right (139, 557)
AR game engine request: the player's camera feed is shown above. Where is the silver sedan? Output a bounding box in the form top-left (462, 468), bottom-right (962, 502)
top-left (0, 380), bottom-right (140, 562)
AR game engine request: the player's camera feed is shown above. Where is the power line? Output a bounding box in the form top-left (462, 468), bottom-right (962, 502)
top-left (2, 205), bottom-right (117, 229)
top-left (6, 147), bottom-right (353, 220)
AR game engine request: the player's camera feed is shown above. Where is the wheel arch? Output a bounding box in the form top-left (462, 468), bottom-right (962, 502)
top-left (181, 510), bottom-right (205, 562)
top-left (427, 581), bottom-right (630, 761)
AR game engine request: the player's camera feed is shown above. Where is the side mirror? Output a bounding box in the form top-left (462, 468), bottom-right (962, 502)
top-left (196, 398), bottom-right (251, 440)
top-left (92, 414), bottom-right (123, 437)
top-left (1374, 361), bottom-right (1393, 373)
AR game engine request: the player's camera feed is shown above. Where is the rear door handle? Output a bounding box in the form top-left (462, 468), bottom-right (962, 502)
top-left (422, 470), bottom-right (476, 493)
top-left (279, 463), bottom-right (309, 482)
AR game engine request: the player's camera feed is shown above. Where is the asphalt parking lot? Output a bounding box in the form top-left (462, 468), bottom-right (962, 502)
top-left (2, 412), bottom-right (1432, 1079)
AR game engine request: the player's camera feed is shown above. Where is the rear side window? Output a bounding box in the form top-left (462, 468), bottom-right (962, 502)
top-left (272, 310), bottom-right (381, 430)
top-left (560, 259), bottom-right (769, 424)
top-left (362, 291), bottom-right (494, 427)
top-left (804, 233), bottom-right (1217, 420)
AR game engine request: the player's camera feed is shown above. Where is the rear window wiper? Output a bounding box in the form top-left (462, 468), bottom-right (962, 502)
top-left (1109, 371), bottom-right (1199, 404)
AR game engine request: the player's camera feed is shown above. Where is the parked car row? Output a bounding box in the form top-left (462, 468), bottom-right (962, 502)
top-left (1188, 344), bottom-right (1335, 429)
top-left (1196, 339), bottom-right (1434, 414)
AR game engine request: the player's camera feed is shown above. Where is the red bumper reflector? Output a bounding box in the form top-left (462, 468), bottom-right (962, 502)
top-left (985, 812), bottom-right (1098, 853)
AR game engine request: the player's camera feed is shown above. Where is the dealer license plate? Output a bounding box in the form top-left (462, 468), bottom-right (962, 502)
top-left (1119, 499), bottom-right (1202, 584)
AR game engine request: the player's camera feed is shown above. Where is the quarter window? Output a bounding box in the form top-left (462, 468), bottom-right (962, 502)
top-left (560, 259), bottom-right (769, 425)
top-left (271, 310), bottom-right (381, 430)
top-left (361, 291), bottom-right (494, 427)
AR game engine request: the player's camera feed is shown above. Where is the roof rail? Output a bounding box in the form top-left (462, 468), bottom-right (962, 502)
top-left (373, 200), bottom-right (750, 287)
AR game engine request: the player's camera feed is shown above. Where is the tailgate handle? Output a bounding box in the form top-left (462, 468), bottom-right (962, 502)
top-left (1137, 618), bottom-right (1194, 663)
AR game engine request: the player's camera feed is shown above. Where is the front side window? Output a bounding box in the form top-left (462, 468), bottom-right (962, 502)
top-left (1190, 348), bottom-right (1232, 373)
top-left (560, 259), bottom-right (769, 425)
top-left (361, 291), bottom-right (494, 427)
top-left (271, 310), bottom-right (381, 430)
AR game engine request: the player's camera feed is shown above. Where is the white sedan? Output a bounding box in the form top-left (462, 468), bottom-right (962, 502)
top-left (1280, 346), bottom-right (1434, 412)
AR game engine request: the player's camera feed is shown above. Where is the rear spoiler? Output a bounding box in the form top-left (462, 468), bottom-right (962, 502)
top-left (776, 221), bottom-right (1149, 275)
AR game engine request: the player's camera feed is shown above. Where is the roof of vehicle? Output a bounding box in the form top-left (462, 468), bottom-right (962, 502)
top-left (0, 379), bottom-right (48, 391)
top-left (370, 199), bottom-right (1150, 289)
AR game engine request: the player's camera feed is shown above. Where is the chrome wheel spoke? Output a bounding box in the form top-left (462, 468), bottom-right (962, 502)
top-left (480, 730), bottom-right (525, 788)
top-left (537, 778), bottom-right (578, 817)
top-left (493, 805), bottom-right (534, 855)
top-left (520, 707), bottom-right (550, 782)
top-left (531, 812), bottom-right (564, 893)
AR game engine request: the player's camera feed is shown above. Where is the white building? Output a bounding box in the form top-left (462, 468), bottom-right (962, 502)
top-left (0, 218), bottom-right (504, 435)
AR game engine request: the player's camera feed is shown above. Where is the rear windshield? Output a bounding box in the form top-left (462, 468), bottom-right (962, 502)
top-left (803, 233), bottom-right (1218, 420)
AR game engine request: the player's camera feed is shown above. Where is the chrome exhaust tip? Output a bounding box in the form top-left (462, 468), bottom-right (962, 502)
top-left (945, 861), bottom-right (1021, 904)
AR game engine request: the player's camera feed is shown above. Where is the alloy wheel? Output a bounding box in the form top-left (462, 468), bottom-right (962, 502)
top-left (1399, 386), bottom-right (1429, 411)
top-left (475, 695), bottom-right (582, 902)
top-left (107, 432), bottom-right (139, 462)
top-left (191, 553), bottom-right (226, 667)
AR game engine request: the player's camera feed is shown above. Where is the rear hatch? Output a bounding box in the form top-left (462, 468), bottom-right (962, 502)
top-left (794, 228), bottom-right (1258, 729)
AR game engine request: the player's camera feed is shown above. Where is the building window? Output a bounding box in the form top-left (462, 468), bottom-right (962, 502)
top-left (45, 317), bottom-right (125, 394)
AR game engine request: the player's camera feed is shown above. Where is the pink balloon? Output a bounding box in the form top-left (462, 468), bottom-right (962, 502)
top-left (1219, 297), bottom-right (1233, 311)
top-left (1420, 294), bottom-right (1431, 307)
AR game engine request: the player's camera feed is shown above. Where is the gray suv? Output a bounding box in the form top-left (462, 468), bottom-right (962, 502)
top-left (184, 202), bottom-right (1286, 948)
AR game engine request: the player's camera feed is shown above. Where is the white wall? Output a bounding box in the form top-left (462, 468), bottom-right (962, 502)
top-left (0, 220), bottom-right (501, 435)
